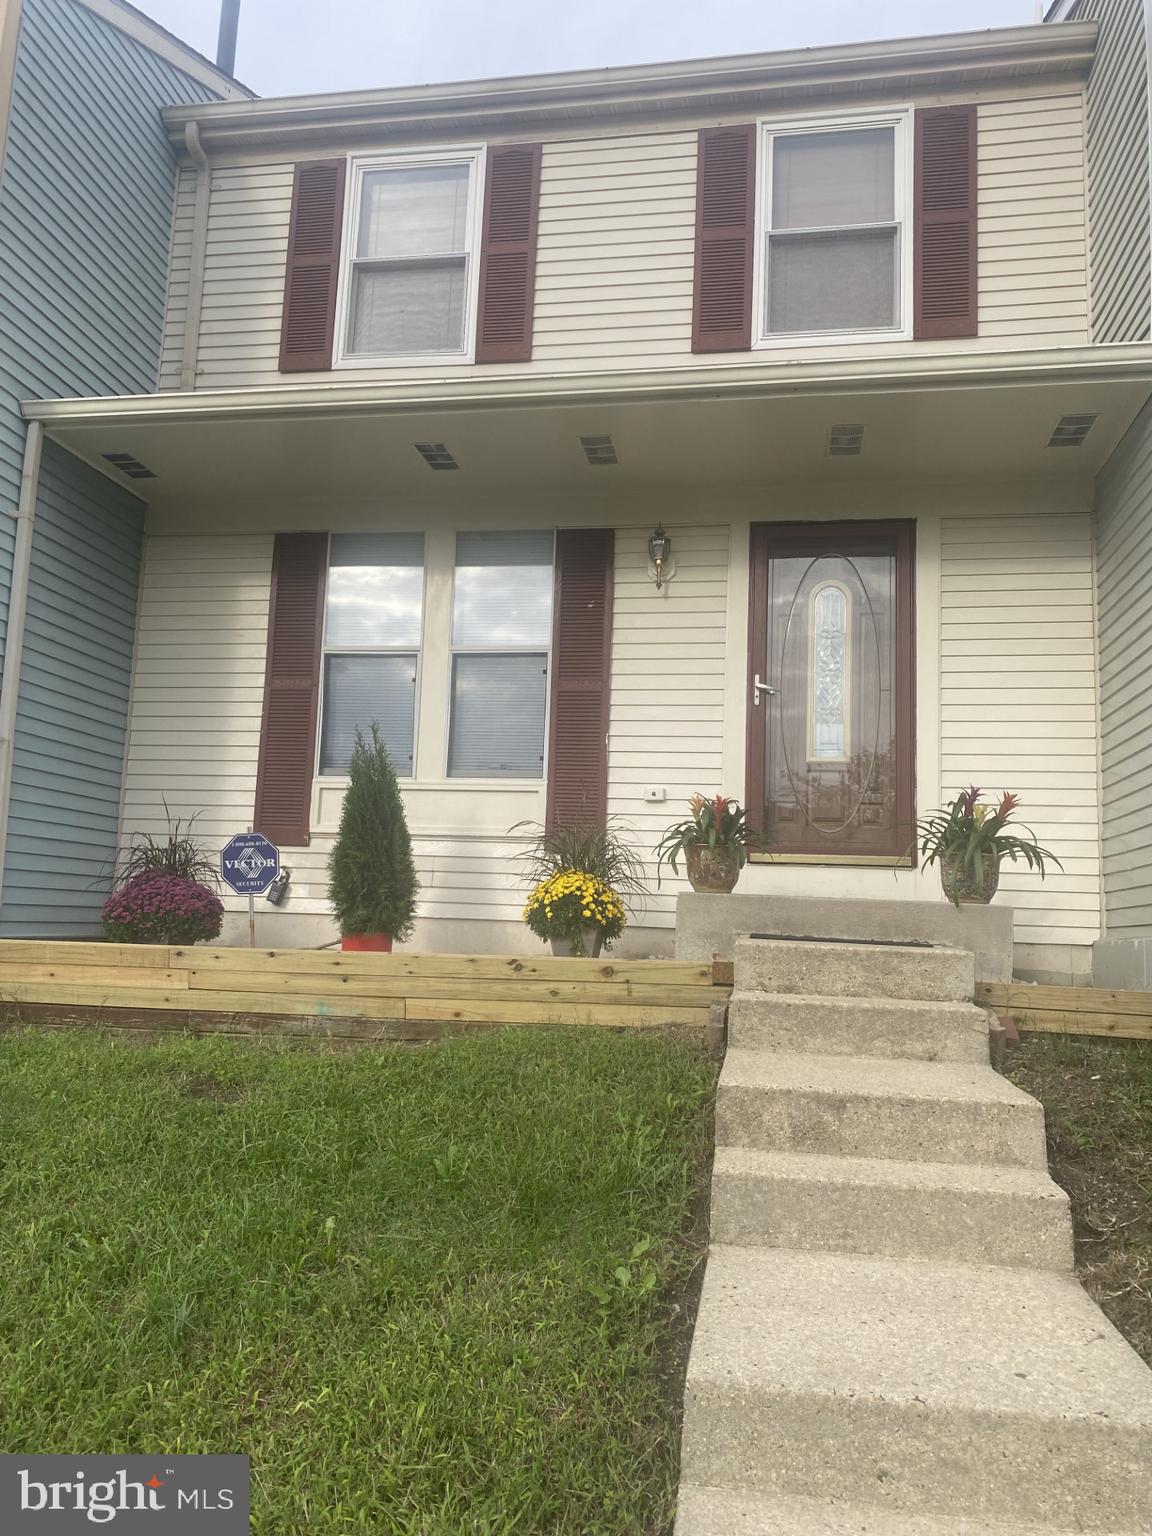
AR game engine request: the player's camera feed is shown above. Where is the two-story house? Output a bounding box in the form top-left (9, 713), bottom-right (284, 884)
top-left (0, 0), bottom-right (247, 938)
top-left (12, 8), bottom-right (1152, 984)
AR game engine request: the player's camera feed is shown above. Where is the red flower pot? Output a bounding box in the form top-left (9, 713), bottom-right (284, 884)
top-left (341, 933), bottom-right (393, 952)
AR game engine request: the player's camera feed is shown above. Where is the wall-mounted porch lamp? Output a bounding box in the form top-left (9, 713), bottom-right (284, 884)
top-left (647, 524), bottom-right (674, 590)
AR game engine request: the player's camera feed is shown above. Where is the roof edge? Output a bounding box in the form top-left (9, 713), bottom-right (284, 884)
top-left (72, 0), bottom-right (254, 99)
top-left (160, 22), bottom-right (1093, 147)
top-left (22, 343), bottom-right (1152, 429)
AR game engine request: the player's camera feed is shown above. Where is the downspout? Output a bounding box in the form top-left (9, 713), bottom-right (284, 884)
top-left (0, 417), bottom-right (43, 911)
top-left (180, 121), bottom-right (211, 392)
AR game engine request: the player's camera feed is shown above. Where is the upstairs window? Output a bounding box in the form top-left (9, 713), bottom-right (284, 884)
top-left (339, 151), bottom-right (483, 364)
top-left (758, 113), bottom-right (910, 343)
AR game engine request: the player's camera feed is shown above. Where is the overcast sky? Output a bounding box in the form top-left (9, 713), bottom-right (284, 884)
top-left (135, 1), bottom-right (1041, 98)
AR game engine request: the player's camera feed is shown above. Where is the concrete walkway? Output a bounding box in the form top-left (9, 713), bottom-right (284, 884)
top-left (675, 937), bottom-right (1152, 1534)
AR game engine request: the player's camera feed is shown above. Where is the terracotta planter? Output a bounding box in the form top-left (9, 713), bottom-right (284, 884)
top-left (686, 843), bottom-right (741, 894)
top-left (341, 933), bottom-right (393, 952)
top-left (550, 927), bottom-right (603, 959)
top-left (940, 851), bottom-right (1000, 906)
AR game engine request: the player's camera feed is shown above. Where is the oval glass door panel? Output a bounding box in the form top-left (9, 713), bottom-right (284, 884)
top-left (764, 543), bottom-right (899, 854)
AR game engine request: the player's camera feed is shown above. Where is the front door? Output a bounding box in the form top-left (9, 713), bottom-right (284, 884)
top-left (747, 521), bottom-right (915, 860)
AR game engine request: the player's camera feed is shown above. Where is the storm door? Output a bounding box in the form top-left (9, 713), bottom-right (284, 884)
top-left (747, 521), bottom-right (914, 859)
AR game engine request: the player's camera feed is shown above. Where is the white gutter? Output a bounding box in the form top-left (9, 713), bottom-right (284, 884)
top-left (161, 23), bottom-right (1098, 152)
top-left (21, 343), bottom-right (1152, 430)
top-left (179, 122), bottom-right (211, 393)
top-left (0, 418), bottom-right (42, 911)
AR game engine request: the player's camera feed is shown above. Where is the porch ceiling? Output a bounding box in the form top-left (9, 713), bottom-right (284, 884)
top-left (24, 351), bottom-right (1152, 511)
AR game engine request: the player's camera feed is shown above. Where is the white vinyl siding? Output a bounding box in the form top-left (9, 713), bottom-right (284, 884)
top-left (1095, 402), bottom-right (1152, 933)
top-left (160, 88), bottom-right (1090, 391)
top-left (121, 534), bottom-right (272, 855)
top-left (607, 524), bottom-right (730, 927)
top-left (938, 512), bottom-right (1101, 949)
top-left (976, 95), bottom-right (1090, 341)
top-left (122, 510), bottom-right (1103, 960)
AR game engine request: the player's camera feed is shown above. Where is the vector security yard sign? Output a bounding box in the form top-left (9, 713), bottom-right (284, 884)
top-left (220, 832), bottom-right (280, 896)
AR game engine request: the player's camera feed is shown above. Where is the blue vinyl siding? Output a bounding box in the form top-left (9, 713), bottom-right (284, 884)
top-left (0, 0), bottom-right (223, 933)
top-left (0, 0), bottom-right (217, 663)
top-left (0, 441), bottom-right (144, 935)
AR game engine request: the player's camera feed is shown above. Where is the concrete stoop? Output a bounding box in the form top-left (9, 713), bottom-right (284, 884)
top-left (674, 936), bottom-right (1152, 1535)
top-left (675, 1486), bottom-right (1146, 1535)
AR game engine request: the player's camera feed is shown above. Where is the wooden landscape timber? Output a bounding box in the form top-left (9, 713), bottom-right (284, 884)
top-left (978, 982), bottom-right (1152, 1042)
top-left (0, 941), bottom-right (730, 1042)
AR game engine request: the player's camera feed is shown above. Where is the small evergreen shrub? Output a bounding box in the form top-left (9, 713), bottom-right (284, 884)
top-left (328, 725), bottom-right (418, 941)
top-left (101, 872), bottom-right (224, 946)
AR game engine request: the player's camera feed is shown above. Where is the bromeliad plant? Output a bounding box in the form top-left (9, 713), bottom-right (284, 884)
top-left (654, 794), bottom-right (757, 892)
top-left (916, 786), bottom-right (1063, 907)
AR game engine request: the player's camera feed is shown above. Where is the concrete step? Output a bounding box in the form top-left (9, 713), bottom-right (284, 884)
top-left (733, 936), bottom-right (974, 1003)
top-left (680, 1246), bottom-right (1152, 1531)
top-left (674, 1485), bottom-right (1145, 1535)
top-left (710, 1146), bottom-right (1072, 1269)
top-left (727, 991), bottom-right (991, 1063)
top-left (717, 1049), bottom-right (1047, 1167)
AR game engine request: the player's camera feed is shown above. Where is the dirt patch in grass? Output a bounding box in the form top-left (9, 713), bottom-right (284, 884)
top-left (1005, 1034), bottom-right (1152, 1363)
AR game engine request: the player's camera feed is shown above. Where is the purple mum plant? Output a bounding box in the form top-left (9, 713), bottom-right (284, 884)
top-left (101, 871), bottom-right (224, 946)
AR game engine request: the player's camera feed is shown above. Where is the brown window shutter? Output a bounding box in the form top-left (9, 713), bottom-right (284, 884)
top-left (475, 143), bottom-right (543, 363)
top-left (914, 105), bottom-right (978, 340)
top-left (692, 124), bottom-right (756, 353)
top-left (546, 529), bottom-right (614, 828)
top-left (254, 533), bottom-right (327, 846)
top-left (279, 159), bottom-right (347, 372)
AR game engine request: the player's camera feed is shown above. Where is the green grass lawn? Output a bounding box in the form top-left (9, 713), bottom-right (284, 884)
top-left (0, 1026), bottom-right (716, 1535)
top-left (1006, 1033), bottom-right (1152, 1364)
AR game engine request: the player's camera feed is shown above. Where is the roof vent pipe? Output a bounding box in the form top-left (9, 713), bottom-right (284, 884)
top-left (216, 0), bottom-right (241, 75)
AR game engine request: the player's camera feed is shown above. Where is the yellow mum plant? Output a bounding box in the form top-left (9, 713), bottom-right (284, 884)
top-left (523, 870), bottom-right (626, 955)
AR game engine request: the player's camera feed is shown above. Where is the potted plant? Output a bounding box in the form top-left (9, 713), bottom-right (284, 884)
top-left (655, 794), bottom-right (756, 893)
top-left (513, 820), bottom-right (645, 957)
top-left (102, 808), bottom-right (224, 945)
top-left (328, 725), bottom-right (418, 952)
top-left (916, 786), bottom-right (1062, 907)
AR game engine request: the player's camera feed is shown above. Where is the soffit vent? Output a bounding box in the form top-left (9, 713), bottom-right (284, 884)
top-left (827, 423), bottom-right (865, 457)
top-left (580, 434), bottom-right (619, 466)
top-left (1048, 414), bottom-right (1098, 448)
top-left (413, 441), bottom-right (459, 471)
top-left (102, 451), bottom-right (156, 480)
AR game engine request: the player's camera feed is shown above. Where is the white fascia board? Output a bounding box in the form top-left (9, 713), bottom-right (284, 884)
top-left (160, 23), bottom-right (1097, 151)
top-left (22, 344), bottom-right (1152, 429)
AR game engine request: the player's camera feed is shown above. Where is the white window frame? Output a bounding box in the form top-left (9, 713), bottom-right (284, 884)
top-left (333, 144), bottom-right (487, 370)
top-left (316, 533), bottom-right (427, 780)
top-left (752, 107), bottom-right (914, 350)
top-left (445, 530), bottom-right (556, 781)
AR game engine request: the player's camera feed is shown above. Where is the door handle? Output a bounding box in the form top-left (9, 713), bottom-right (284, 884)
top-left (753, 674), bottom-right (776, 706)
